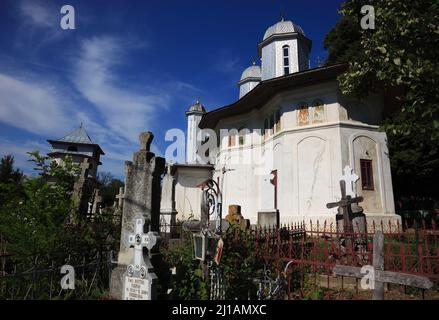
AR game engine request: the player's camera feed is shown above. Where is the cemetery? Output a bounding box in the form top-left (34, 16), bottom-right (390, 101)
top-left (0, 0), bottom-right (438, 305)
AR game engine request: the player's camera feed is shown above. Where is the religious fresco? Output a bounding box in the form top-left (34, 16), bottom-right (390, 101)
top-left (312, 100), bottom-right (325, 124)
top-left (298, 103), bottom-right (309, 126)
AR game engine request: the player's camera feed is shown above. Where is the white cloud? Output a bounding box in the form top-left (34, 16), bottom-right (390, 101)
top-left (72, 36), bottom-right (171, 144)
top-left (0, 73), bottom-right (72, 136)
top-left (19, 0), bottom-right (54, 29)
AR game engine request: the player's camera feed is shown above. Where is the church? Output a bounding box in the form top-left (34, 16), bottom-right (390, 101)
top-left (163, 18), bottom-right (401, 228)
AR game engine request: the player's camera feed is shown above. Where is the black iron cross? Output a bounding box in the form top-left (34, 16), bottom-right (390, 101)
top-left (326, 180), bottom-right (363, 247)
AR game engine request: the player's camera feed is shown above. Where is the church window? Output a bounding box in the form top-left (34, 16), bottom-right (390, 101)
top-left (264, 118), bottom-right (269, 140)
top-left (297, 102), bottom-right (309, 126)
top-left (238, 126), bottom-right (246, 146)
top-left (283, 45), bottom-right (290, 75)
top-left (67, 145), bottom-right (78, 152)
top-left (360, 159), bottom-right (374, 190)
top-left (312, 99), bottom-right (325, 124)
top-left (275, 110), bottom-right (281, 133)
top-left (228, 133), bottom-right (236, 147)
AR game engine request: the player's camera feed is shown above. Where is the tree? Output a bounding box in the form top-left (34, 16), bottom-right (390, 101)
top-left (0, 155), bottom-right (23, 184)
top-left (97, 172), bottom-right (124, 208)
top-left (324, 0), bottom-right (439, 201)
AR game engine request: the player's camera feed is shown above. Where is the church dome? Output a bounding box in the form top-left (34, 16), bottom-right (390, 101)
top-left (263, 18), bottom-right (305, 40)
top-left (240, 62), bottom-right (261, 82)
top-left (187, 100), bottom-right (206, 113)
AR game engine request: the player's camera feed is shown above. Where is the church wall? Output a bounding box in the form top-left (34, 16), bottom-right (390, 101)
top-left (338, 90), bottom-right (385, 125)
top-left (340, 126), bottom-right (396, 218)
top-left (174, 167), bottom-right (212, 220)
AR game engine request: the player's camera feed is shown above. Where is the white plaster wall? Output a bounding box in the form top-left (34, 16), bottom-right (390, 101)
top-left (186, 114), bottom-right (202, 164)
top-left (239, 81), bottom-right (260, 98)
top-left (174, 167), bottom-right (212, 220)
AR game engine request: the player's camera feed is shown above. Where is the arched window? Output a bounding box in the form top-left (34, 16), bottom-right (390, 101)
top-left (275, 110), bottom-right (281, 133)
top-left (312, 99), bottom-right (325, 124)
top-left (228, 132), bottom-right (236, 147)
top-left (282, 45), bottom-right (290, 75)
top-left (297, 102), bottom-right (309, 126)
top-left (67, 145), bottom-right (78, 152)
top-left (264, 118), bottom-right (269, 140)
top-left (238, 126), bottom-right (246, 146)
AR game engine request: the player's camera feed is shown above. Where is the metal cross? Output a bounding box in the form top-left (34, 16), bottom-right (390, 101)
top-left (340, 165), bottom-right (359, 197)
top-left (128, 217), bottom-right (159, 274)
top-left (327, 180), bottom-right (363, 248)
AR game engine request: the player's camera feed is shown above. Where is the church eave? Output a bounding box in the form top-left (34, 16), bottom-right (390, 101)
top-left (47, 140), bottom-right (105, 155)
top-left (258, 32), bottom-right (312, 56)
top-left (199, 63), bottom-right (348, 129)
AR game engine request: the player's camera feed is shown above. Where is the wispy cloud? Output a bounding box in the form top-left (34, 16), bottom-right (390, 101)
top-left (0, 137), bottom-right (50, 175)
top-left (71, 36), bottom-right (171, 143)
top-left (19, 0), bottom-right (54, 29)
top-left (0, 73), bottom-right (72, 136)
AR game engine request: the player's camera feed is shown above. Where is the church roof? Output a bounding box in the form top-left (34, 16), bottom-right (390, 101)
top-left (263, 18), bottom-right (305, 40)
top-left (187, 100), bottom-right (206, 114)
top-left (58, 126), bottom-right (93, 144)
top-left (239, 62), bottom-right (261, 83)
top-left (199, 63), bottom-right (348, 129)
top-left (47, 125), bottom-right (105, 155)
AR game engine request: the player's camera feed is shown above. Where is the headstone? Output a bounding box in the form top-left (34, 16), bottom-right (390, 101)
top-left (333, 231), bottom-right (433, 300)
top-left (91, 189), bottom-right (102, 215)
top-left (225, 205), bottom-right (250, 231)
top-left (123, 217), bottom-right (159, 300)
top-left (160, 165), bottom-right (178, 235)
top-left (110, 131), bottom-right (165, 299)
top-left (71, 158), bottom-right (93, 224)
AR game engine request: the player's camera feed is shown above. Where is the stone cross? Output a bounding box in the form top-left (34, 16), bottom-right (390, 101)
top-left (91, 189), bottom-right (102, 214)
top-left (139, 131), bottom-right (153, 152)
top-left (127, 217), bottom-right (159, 272)
top-left (71, 158), bottom-right (92, 223)
top-left (124, 216), bottom-right (160, 300)
top-left (326, 180), bottom-right (363, 248)
top-left (340, 165), bottom-right (359, 197)
top-left (116, 187), bottom-right (125, 208)
top-left (333, 231), bottom-right (433, 300)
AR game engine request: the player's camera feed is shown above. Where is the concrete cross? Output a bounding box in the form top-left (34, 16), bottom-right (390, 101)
top-left (115, 187), bottom-right (125, 208)
top-left (128, 217), bottom-right (159, 273)
top-left (333, 231), bottom-right (433, 300)
top-left (79, 158), bottom-right (91, 178)
top-left (340, 165), bottom-right (359, 197)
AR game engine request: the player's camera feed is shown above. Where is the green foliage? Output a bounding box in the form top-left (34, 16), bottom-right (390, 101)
top-left (325, 0), bottom-right (439, 200)
top-left (162, 225), bottom-right (262, 300)
top-left (97, 172), bottom-right (124, 208)
top-left (162, 232), bottom-right (209, 300)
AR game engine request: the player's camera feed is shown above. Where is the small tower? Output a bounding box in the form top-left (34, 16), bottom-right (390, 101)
top-left (47, 124), bottom-right (104, 178)
top-left (259, 18), bottom-right (312, 80)
top-left (238, 61), bottom-right (261, 98)
top-left (186, 100), bottom-right (206, 164)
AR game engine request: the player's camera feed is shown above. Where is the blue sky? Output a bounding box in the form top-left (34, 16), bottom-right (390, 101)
top-left (0, 0), bottom-right (344, 178)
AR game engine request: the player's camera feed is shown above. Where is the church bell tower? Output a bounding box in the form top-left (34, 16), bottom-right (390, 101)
top-left (186, 100), bottom-right (206, 164)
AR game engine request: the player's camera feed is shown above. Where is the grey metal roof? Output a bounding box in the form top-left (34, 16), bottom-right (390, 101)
top-left (240, 63), bottom-right (261, 81)
top-left (57, 126), bottom-right (93, 144)
top-left (263, 19), bottom-right (305, 40)
top-left (187, 101), bottom-right (206, 113)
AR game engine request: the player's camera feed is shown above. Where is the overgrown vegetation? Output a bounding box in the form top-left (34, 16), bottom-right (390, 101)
top-left (324, 0), bottom-right (439, 202)
top-left (0, 153), bottom-right (119, 299)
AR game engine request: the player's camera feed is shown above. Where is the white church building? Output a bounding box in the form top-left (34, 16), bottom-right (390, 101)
top-left (164, 18), bottom-right (401, 227)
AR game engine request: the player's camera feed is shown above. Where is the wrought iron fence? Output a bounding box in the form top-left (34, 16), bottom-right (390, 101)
top-left (0, 251), bottom-right (115, 300)
top-left (252, 219), bottom-right (439, 299)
